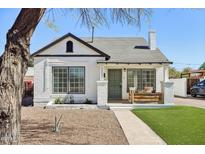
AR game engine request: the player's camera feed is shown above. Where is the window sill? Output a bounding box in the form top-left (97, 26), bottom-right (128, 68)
top-left (51, 93), bottom-right (85, 95)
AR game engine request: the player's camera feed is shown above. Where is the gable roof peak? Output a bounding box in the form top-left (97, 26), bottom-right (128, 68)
top-left (31, 32), bottom-right (110, 60)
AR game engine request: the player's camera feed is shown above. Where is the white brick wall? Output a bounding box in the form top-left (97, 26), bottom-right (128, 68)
top-left (34, 58), bottom-right (104, 104)
top-left (161, 81), bottom-right (174, 104)
top-left (33, 35), bottom-right (169, 104)
top-left (33, 36), bottom-right (106, 104)
top-left (96, 80), bottom-right (108, 106)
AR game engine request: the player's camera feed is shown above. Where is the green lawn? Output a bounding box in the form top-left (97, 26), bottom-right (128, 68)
top-left (132, 106), bottom-right (205, 145)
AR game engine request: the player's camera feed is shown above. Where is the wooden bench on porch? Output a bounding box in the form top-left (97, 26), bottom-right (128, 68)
top-left (128, 87), bottom-right (163, 104)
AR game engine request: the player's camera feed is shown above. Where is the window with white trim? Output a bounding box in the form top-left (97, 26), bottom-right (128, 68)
top-left (53, 67), bottom-right (68, 93)
top-left (52, 66), bottom-right (85, 94)
top-left (69, 67), bottom-right (85, 93)
top-left (127, 69), bottom-right (156, 92)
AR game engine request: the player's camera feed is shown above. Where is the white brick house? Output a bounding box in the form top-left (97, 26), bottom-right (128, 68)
top-left (32, 31), bottom-right (173, 106)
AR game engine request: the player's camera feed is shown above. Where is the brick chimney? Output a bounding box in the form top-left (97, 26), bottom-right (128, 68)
top-left (148, 30), bottom-right (156, 50)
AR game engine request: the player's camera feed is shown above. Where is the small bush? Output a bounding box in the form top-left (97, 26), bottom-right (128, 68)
top-left (84, 98), bottom-right (92, 104)
top-left (54, 97), bottom-right (64, 104)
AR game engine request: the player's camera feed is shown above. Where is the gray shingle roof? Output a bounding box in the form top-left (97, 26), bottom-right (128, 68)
top-left (82, 37), bottom-right (171, 64)
top-left (32, 33), bottom-right (171, 64)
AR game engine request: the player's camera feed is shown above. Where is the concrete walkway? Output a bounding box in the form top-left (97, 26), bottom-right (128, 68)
top-left (113, 109), bottom-right (166, 145)
top-left (174, 96), bottom-right (205, 109)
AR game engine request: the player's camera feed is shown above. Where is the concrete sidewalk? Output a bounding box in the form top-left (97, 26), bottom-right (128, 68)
top-left (113, 109), bottom-right (166, 145)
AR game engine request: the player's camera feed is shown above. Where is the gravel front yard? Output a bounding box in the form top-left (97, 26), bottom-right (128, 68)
top-left (20, 107), bottom-right (128, 145)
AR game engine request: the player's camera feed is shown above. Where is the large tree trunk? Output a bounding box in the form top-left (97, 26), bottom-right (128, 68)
top-left (0, 8), bottom-right (45, 144)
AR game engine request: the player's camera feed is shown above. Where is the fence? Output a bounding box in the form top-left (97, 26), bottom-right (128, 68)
top-left (170, 78), bottom-right (187, 97)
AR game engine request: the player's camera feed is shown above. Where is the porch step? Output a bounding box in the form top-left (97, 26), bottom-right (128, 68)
top-left (108, 103), bottom-right (174, 109)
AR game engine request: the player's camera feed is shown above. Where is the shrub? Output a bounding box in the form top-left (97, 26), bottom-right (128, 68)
top-left (54, 97), bottom-right (64, 104)
top-left (84, 98), bottom-right (92, 104)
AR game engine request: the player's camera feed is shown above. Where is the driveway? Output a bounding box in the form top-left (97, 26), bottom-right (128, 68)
top-left (174, 96), bottom-right (205, 109)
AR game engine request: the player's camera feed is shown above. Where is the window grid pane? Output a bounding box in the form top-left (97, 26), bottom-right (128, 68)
top-left (53, 66), bottom-right (85, 94)
top-left (69, 67), bottom-right (85, 93)
top-left (142, 69), bottom-right (155, 89)
top-left (127, 69), bottom-right (156, 92)
top-left (53, 67), bottom-right (68, 93)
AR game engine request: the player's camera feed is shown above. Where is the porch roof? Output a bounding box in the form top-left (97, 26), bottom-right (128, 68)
top-left (96, 61), bottom-right (172, 65)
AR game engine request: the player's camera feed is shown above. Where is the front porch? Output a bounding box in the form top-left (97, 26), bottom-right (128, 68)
top-left (97, 62), bottom-right (174, 107)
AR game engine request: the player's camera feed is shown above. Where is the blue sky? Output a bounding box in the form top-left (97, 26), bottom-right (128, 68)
top-left (0, 8), bottom-right (205, 70)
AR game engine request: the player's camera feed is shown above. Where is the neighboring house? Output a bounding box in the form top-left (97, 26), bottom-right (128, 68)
top-left (24, 67), bottom-right (34, 82)
top-left (181, 70), bottom-right (205, 80)
top-left (23, 67), bottom-right (34, 95)
top-left (32, 31), bottom-right (172, 105)
top-left (22, 67), bottom-right (34, 106)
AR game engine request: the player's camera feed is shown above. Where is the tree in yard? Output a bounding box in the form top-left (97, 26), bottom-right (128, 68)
top-left (199, 62), bottom-right (205, 70)
top-left (0, 8), bottom-right (46, 145)
top-left (0, 8), bottom-right (151, 144)
top-left (28, 57), bottom-right (34, 67)
top-left (169, 67), bottom-right (181, 78)
top-left (182, 67), bottom-right (192, 74)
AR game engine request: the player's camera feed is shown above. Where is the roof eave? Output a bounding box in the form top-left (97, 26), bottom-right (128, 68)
top-left (31, 33), bottom-right (110, 60)
top-left (97, 61), bottom-right (173, 64)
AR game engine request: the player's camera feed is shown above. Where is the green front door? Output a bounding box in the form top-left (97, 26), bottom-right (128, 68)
top-left (108, 69), bottom-right (122, 99)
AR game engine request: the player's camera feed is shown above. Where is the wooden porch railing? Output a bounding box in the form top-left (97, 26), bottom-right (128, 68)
top-left (129, 89), bottom-right (163, 104)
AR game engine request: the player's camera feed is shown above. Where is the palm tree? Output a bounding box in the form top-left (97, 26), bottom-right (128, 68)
top-left (0, 8), bottom-right (151, 144)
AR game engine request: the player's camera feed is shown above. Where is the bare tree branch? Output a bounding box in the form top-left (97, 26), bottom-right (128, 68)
top-left (44, 8), bottom-right (152, 30)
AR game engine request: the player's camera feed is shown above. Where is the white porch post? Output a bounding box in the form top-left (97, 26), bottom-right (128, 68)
top-left (161, 81), bottom-right (174, 104)
top-left (161, 65), bottom-right (174, 104)
top-left (122, 68), bottom-right (127, 99)
top-left (99, 65), bottom-right (105, 80)
top-left (163, 65), bottom-right (169, 82)
top-left (97, 64), bottom-right (108, 108)
top-left (97, 80), bottom-right (108, 107)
